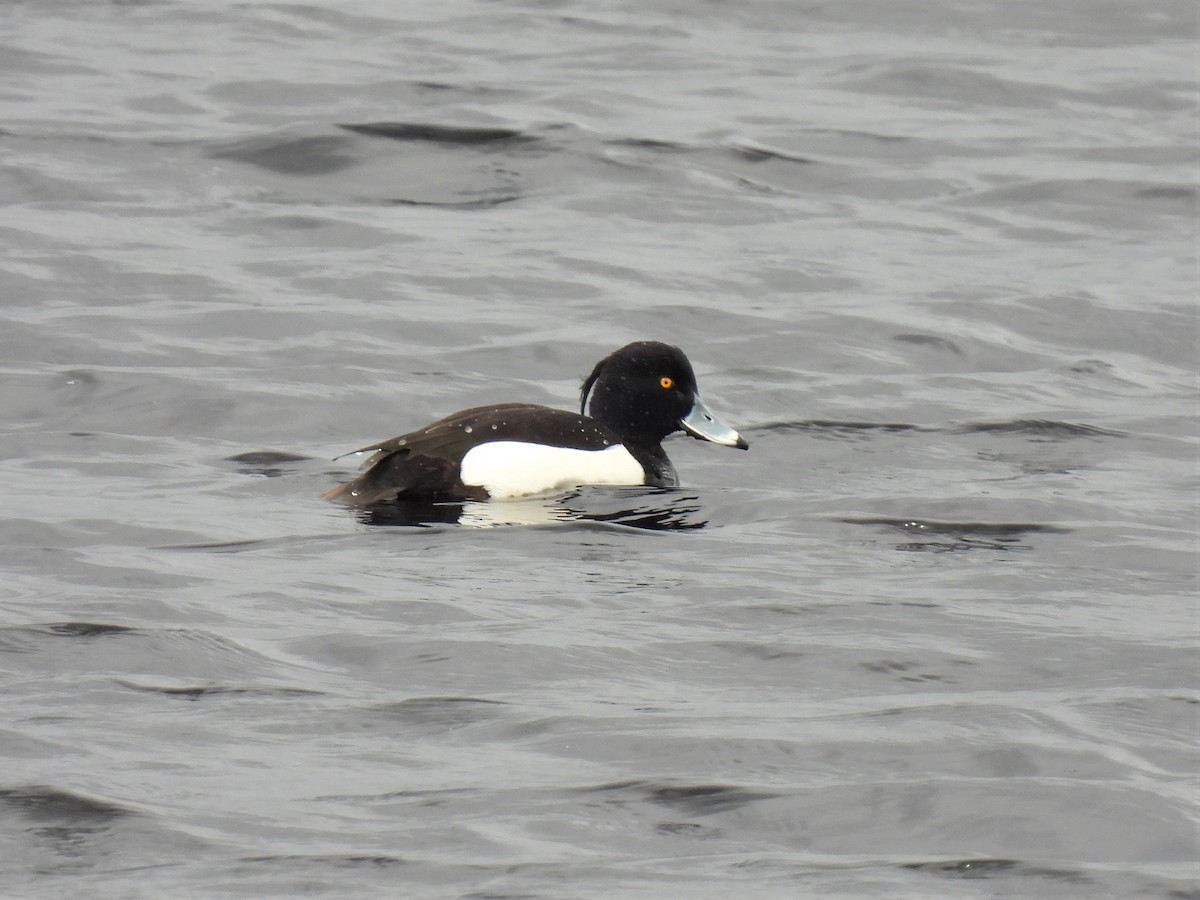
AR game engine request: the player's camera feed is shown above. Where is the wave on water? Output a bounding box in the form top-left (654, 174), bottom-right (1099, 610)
top-left (236, 854), bottom-right (407, 869)
top-left (114, 682), bottom-right (324, 701)
top-left (39, 622), bottom-right (139, 638)
top-left (752, 418), bottom-right (1123, 440)
top-left (901, 857), bottom-right (1089, 883)
top-left (338, 122), bottom-right (535, 146)
top-left (197, 119), bottom-right (831, 209)
top-left (0, 621), bottom-right (140, 653)
top-left (951, 419), bottom-right (1127, 439)
top-left (753, 420), bottom-right (931, 436)
top-left (840, 516), bottom-right (1069, 552)
top-left (362, 696), bottom-right (507, 729)
top-left (225, 450), bottom-right (312, 478)
top-left (0, 785), bottom-right (135, 823)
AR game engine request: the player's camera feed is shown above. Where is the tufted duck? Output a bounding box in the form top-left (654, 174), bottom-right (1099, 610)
top-left (321, 341), bottom-right (747, 505)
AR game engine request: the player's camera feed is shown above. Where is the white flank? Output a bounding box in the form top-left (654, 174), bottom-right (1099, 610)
top-left (459, 441), bottom-right (644, 499)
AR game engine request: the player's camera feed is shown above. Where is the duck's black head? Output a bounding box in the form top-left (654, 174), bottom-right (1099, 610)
top-left (580, 341), bottom-right (748, 450)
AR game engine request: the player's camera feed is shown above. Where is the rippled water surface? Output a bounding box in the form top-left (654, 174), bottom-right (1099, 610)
top-left (2, 1), bottom-right (1197, 898)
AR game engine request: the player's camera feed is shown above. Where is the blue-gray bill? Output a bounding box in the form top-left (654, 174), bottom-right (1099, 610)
top-left (680, 397), bottom-right (749, 449)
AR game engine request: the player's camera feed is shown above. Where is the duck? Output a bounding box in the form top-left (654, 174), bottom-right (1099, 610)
top-left (321, 341), bottom-right (748, 506)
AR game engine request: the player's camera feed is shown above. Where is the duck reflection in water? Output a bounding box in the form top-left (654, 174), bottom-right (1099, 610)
top-left (352, 487), bottom-right (708, 531)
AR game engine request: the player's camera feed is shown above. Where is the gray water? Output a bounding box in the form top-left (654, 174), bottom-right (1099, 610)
top-left (2, 1), bottom-right (1197, 898)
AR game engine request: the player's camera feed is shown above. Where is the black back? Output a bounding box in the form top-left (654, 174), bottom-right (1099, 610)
top-left (321, 403), bottom-right (620, 505)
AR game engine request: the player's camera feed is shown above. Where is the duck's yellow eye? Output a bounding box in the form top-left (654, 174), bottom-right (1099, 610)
top-left (659, 376), bottom-right (674, 389)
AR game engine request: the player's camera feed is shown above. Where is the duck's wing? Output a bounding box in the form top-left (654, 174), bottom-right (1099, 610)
top-left (321, 403), bottom-right (617, 505)
top-left (338, 403), bottom-right (543, 469)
